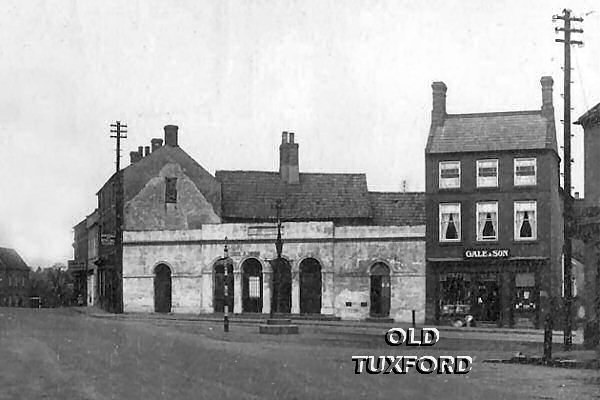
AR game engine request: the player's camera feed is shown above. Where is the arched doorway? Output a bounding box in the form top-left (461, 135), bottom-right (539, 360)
top-left (271, 258), bottom-right (292, 314)
top-left (213, 259), bottom-right (234, 313)
top-left (242, 258), bottom-right (263, 313)
top-left (299, 258), bottom-right (322, 314)
top-left (154, 264), bottom-right (172, 313)
top-left (370, 263), bottom-right (391, 317)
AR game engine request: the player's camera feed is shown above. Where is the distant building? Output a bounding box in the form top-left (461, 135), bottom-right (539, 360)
top-left (425, 77), bottom-right (564, 328)
top-left (68, 218), bottom-right (88, 305)
top-left (86, 209), bottom-right (99, 306)
top-left (0, 247), bottom-right (30, 307)
top-left (82, 126), bottom-right (427, 322)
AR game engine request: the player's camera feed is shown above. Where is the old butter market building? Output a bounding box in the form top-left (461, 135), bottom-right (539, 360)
top-left (425, 76), bottom-right (565, 328)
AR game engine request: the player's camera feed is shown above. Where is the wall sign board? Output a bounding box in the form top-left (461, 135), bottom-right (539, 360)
top-left (464, 249), bottom-right (510, 259)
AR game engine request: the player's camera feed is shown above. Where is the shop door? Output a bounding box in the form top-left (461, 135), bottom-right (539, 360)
top-left (154, 264), bottom-right (172, 313)
top-left (299, 258), bottom-right (322, 314)
top-left (370, 263), bottom-right (391, 317)
top-left (474, 277), bottom-right (500, 322)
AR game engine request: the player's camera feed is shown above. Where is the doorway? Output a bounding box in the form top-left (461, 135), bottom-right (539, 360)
top-left (242, 258), bottom-right (262, 313)
top-left (370, 263), bottom-right (391, 317)
top-left (154, 264), bottom-right (172, 313)
top-left (213, 260), bottom-right (234, 313)
top-left (271, 258), bottom-right (292, 314)
top-left (299, 258), bottom-right (322, 314)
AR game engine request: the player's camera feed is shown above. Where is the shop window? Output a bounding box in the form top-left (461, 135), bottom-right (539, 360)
top-left (476, 202), bottom-right (498, 241)
top-left (439, 273), bottom-right (472, 316)
top-left (477, 159), bottom-right (498, 188)
top-left (514, 201), bottom-right (537, 241)
top-left (514, 158), bottom-right (537, 186)
top-left (165, 178), bottom-right (177, 203)
top-left (439, 203), bottom-right (461, 242)
top-left (515, 273), bottom-right (536, 312)
top-left (439, 161), bottom-right (460, 189)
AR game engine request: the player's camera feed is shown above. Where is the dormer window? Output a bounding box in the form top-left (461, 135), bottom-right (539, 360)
top-left (477, 159), bottom-right (498, 188)
top-left (514, 158), bottom-right (537, 186)
top-left (439, 161), bottom-right (460, 189)
top-left (165, 178), bottom-right (177, 203)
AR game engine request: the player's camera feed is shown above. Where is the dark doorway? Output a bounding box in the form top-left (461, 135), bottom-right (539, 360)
top-left (242, 258), bottom-right (263, 313)
top-left (370, 263), bottom-right (391, 317)
top-left (299, 258), bottom-right (322, 314)
top-left (154, 264), bottom-right (172, 313)
top-left (472, 274), bottom-right (501, 322)
top-left (271, 258), bottom-right (292, 314)
top-left (213, 260), bottom-right (234, 313)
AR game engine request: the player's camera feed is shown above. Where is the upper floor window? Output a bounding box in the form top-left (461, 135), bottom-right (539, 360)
top-left (514, 201), bottom-right (537, 241)
top-left (439, 203), bottom-right (461, 242)
top-left (514, 158), bottom-right (537, 186)
top-left (439, 161), bottom-right (461, 189)
top-left (477, 159), bottom-right (498, 188)
top-left (165, 177), bottom-right (177, 203)
top-left (476, 202), bottom-right (498, 241)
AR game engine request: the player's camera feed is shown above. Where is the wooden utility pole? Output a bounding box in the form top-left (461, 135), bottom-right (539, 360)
top-left (554, 9), bottom-right (583, 350)
top-left (110, 121), bottom-right (127, 314)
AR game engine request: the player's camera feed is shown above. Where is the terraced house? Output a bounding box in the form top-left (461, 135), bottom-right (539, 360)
top-left (84, 127), bottom-right (427, 322)
top-left (425, 76), bottom-right (565, 328)
top-left (0, 247), bottom-right (30, 307)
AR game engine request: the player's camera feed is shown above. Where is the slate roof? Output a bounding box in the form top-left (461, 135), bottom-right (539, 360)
top-left (575, 102), bottom-right (600, 127)
top-left (368, 192), bottom-right (426, 226)
top-left (426, 110), bottom-right (557, 154)
top-left (0, 247), bottom-right (29, 271)
top-left (215, 171), bottom-right (372, 221)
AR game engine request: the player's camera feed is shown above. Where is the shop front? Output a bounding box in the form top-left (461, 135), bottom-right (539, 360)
top-left (429, 250), bottom-right (545, 328)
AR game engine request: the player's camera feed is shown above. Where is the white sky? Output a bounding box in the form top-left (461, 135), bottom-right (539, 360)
top-left (0, 0), bottom-right (598, 267)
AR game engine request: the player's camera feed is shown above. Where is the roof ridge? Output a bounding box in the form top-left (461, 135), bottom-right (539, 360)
top-left (446, 110), bottom-right (541, 118)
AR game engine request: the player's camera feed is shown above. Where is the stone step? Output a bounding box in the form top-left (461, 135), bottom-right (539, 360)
top-left (365, 317), bottom-right (394, 324)
top-left (259, 324), bottom-right (299, 335)
top-left (266, 318), bottom-right (292, 325)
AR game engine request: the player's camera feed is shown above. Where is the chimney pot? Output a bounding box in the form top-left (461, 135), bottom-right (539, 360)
top-left (144, 146), bottom-right (150, 157)
top-left (138, 146), bottom-right (144, 157)
top-left (164, 125), bottom-right (179, 147)
top-left (151, 138), bottom-right (163, 152)
top-left (431, 81), bottom-right (447, 127)
top-left (130, 151), bottom-right (141, 164)
top-left (289, 132), bottom-right (295, 143)
top-left (281, 131), bottom-right (289, 144)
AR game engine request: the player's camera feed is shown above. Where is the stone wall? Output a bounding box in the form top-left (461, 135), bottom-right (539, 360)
top-left (122, 222), bottom-right (425, 322)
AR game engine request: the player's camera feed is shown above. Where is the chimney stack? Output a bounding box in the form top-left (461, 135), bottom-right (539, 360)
top-left (138, 146), bottom-right (144, 157)
top-left (541, 76), bottom-right (554, 119)
top-left (164, 125), bottom-right (179, 147)
top-left (130, 151), bottom-right (142, 164)
top-left (279, 131), bottom-right (299, 184)
top-left (151, 138), bottom-right (163, 152)
top-left (431, 81), bottom-right (447, 127)
top-left (144, 146), bottom-right (150, 157)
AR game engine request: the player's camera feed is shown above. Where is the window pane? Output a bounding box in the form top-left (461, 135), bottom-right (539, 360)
top-left (514, 201), bottom-right (537, 240)
top-left (439, 161), bottom-right (460, 189)
top-left (477, 202), bottom-right (498, 241)
top-left (514, 158), bottom-right (536, 186)
top-left (165, 177), bottom-right (177, 203)
top-left (477, 160), bottom-right (498, 187)
top-left (439, 203), bottom-right (461, 242)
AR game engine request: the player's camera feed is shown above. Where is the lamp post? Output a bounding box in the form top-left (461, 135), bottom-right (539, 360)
top-left (271, 200), bottom-right (284, 319)
top-left (223, 236), bottom-right (229, 333)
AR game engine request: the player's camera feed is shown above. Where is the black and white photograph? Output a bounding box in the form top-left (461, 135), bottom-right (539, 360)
top-left (0, 1), bottom-right (599, 399)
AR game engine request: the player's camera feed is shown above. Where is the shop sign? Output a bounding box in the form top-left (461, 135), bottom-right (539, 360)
top-left (464, 249), bottom-right (510, 259)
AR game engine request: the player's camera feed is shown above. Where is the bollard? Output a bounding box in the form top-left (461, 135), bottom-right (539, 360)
top-left (543, 313), bottom-right (553, 363)
top-left (412, 310), bottom-right (416, 328)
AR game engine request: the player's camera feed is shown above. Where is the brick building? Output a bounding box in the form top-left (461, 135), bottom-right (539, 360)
top-left (425, 77), bottom-right (564, 328)
top-left (83, 126), bottom-right (426, 322)
top-left (0, 247), bottom-right (30, 307)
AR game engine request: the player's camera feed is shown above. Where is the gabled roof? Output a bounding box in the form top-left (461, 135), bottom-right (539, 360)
top-left (0, 247), bottom-right (29, 271)
top-left (426, 110), bottom-right (558, 154)
top-left (368, 192), bottom-right (425, 226)
top-left (575, 102), bottom-right (600, 127)
top-left (215, 171), bottom-right (372, 221)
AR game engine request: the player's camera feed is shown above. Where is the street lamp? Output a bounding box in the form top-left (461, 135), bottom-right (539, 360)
top-left (270, 200), bottom-right (284, 319)
top-left (223, 236), bottom-right (229, 333)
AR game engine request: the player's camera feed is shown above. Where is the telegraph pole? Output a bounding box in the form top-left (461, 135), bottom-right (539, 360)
top-left (110, 121), bottom-right (127, 314)
top-left (554, 9), bottom-right (583, 350)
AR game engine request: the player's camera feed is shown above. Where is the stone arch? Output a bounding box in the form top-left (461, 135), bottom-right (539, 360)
top-left (213, 257), bottom-right (234, 313)
top-left (240, 257), bottom-right (263, 313)
top-left (369, 262), bottom-right (391, 318)
top-left (299, 257), bottom-right (322, 314)
top-left (154, 263), bottom-right (172, 313)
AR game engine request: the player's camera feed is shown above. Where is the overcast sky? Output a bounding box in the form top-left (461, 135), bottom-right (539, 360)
top-left (0, 0), bottom-right (598, 267)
